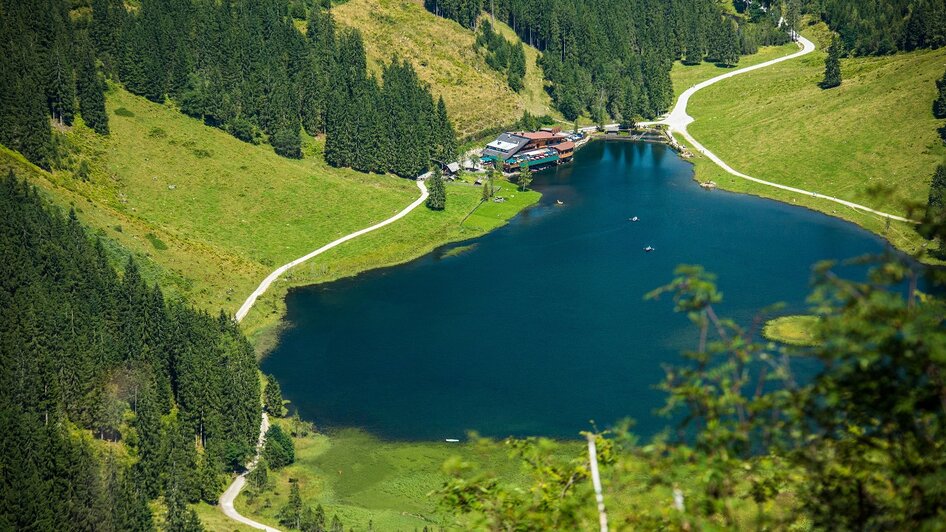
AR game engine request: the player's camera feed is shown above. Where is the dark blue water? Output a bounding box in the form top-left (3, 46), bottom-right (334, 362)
top-left (262, 141), bottom-right (895, 440)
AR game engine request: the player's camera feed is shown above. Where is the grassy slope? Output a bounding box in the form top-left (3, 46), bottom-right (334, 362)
top-left (677, 23), bottom-right (946, 260)
top-left (332, 0), bottom-right (556, 139)
top-left (0, 85), bottom-right (539, 350)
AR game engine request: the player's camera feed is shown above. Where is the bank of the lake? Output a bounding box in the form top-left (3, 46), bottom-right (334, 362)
top-left (262, 140), bottom-right (900, 440)
top-left (243, 178), bottom-right (541, 355)
top-left (244, 139), bottom-right (917, 529)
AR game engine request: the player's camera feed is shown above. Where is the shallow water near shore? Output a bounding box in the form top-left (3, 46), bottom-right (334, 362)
top-left (262, 140), bottom-right (902, 440)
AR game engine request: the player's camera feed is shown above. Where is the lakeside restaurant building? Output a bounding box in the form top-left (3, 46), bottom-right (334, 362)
top-left (481, 127), bottom-right (578, 172)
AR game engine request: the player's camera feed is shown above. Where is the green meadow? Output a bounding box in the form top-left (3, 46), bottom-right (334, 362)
top-left (677, 23), bottom-right (946, 260)
top-left (234, 424), bottom-right (545, 531)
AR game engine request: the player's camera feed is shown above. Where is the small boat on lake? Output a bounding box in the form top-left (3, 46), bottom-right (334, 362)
top-left (644, 246), bottom-right (655, 252)
top-left (630, 216), bottom-right (639, 222)
top-left (556, 200), bottom-right (564, 205)
top-left (445, 438), bottom-right (460, 443)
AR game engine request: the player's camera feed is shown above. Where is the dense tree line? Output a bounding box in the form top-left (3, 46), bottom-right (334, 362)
top-left (0, 0), bottom-right (109, 169)
top-left (423, 0), bottom-right (484, 29)
top-left (1, 0), bottom-right (457, 176)
top-left (324, 28), bottom-right (458, 177)
top-left (426, 0), bottom-right (753, 122)
top-left (821, 0), bottom-right (946, 55)
top-left (106, 0), bottom-right (455, 173)
top-left (475, 20), bottom-right (527, 91)
top-left (0, 172), bottom-right (261, 528)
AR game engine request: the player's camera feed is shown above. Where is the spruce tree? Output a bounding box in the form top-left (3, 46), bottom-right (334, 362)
top-left (277, 482), bottom-right (304, 530)
top-left (683, 26), bottom-right (703, 65)
top-left (518, 162), bottom-right (533, 191)
top-left (426, 169), bottom-right (446, 210)
top-left (508, 42), bottom-right (526, 91)
top-left (934, 69), bottom-right (946, 119)
top-left (247, 458), bottom-right (269, 494)
top-left (264, 374), bottom-right (284, 417)
top-left (928, 163), bottom-right (946, 213)
top-left (263, 424), bottom-right (295, 469)
top-left (76, 35), bottom-right (110, 135)
top-left (433, 96), bottom-right (458, 164)
top-left (821, 36), bottom-right (842, 89)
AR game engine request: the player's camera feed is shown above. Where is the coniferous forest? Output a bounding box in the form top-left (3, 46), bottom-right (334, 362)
top-left (0, 0), bottom-right (456, 177)
top-left (426, 0), bottom-right (762, 122)
top-left (0, 173), bottom-right (261, 529)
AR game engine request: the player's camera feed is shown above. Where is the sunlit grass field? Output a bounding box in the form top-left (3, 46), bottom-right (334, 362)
top-left (674, 23), bottom-right (946, 260)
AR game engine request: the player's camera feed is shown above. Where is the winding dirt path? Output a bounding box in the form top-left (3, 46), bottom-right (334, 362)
top-left (657, 34), bottom-right (916, 224)
top-left (221, 179), bottom-right (429, 531)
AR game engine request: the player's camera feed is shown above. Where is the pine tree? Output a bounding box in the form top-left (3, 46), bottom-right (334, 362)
top-left (508, 42), bottom-right (526, 91)
top-left (263, 424), bottom-right (295, 469)
top-left (76, 34), bottom-right (110, 135)
top-left (426, 169), bottom-right (446, 210)
top-left (934, 69), bottom-right (946, 119)
top-left (247, 458), bottom-right (269, 494)
top-left (928, 163), bottom-right (946, 213)
top-left (518, 162), bottom-right (533, 191)
top-left (821, 36), bottom-right (842, 89)
top-left (433, 96), bottom-right (458, 164)
top-left (264, 374), bottom-right (284, 417)
top-left (132, 380), bottom-right (163, 498)
top-left (330, 514), bottom-right (344, 532)
top-left (277, 482), bottom-right (304, 530)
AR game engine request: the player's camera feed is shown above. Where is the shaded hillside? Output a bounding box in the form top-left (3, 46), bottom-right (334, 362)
top-left (333, 0), bottom-right (556, 138)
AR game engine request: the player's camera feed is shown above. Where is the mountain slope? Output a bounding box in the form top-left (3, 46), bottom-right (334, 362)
top-left (0, 86), bottom-right (514, 346)
top-left (332, 0), bottom-right (555, 138)
top-left (682, 24), bottom-right (946, 258)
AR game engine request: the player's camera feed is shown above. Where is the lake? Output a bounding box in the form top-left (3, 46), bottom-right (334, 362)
top-left (262, 140), bottom-right (896, 440)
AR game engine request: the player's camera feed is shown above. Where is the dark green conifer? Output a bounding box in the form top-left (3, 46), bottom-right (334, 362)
top-left (928, 163), bottom-right (946, 213)
top-left (934, 70), bottom-right (946, 119)
top-left (277, 482), bottom-right (304, 529)
top-left (821, 36), bottom-right (843, 89)
top-left (76, 35), bottom-right (110, 135)
top-left (264, 374), bottom-right (284, 417)
top-left (263, 424), bottom-right (295, 469)
top-left (426, 169), bottom-right (446, 210)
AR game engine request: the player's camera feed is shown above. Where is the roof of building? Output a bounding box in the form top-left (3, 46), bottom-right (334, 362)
top-left (552, 141), bottom-right (575, 152)
top-left (516, 131), bottom-right (557, 141)
top-left (446, 162), bottom-right (460, 173)
top-left (483, 132), bottom-right (530, 159)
